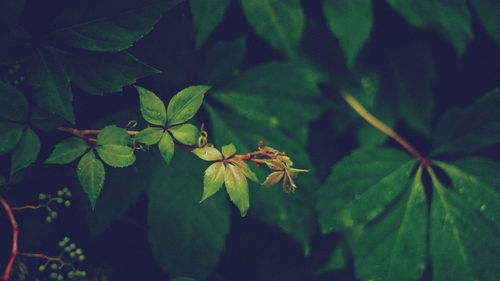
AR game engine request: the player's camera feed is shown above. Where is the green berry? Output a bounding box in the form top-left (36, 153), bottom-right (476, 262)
top-left (13, 80), bottom-right (19, 86)
top-left (65, 246), bottom-right (71, 252)
top-left (38, 265), bottom-right (45, 272)
top-left (13, 64), bottom-right (20, 71)
top-left (80, 271), bottom-right (87, 277)
top-left (63, 236), bottom-right (70, 243)
top-left (50, 211), bottom-right (58, 218)
top-left (50, 263), bottom-right (58, 270)
top-left (75, 248), bottom-right (82, 255)
top-left (50, 272), bottom-right (57, 279)
top-left (78, 254), bottom-right (85, 261)
top-left (67, 271), bottom-right (75, 278)
top-left (8, 68), bottom-right (14, 74)
top-left (70, 251), bottom-right (76, 258)
top-left (46, 217), bottom-right (53, 223)
top-left (62, 187), bottom-right (69, 192)
top-left (57, 274), bottom-right (63, 281)
top-left (58, 241), bottom-right (65, 247)
top-left (64, 200), bottom-right (71, 207)
top-left (38, 193), bottom-right (47, 200)
top-left (56, 198), bottom-right (63, 204)
top-left (19, 76), bottom-right (25, 82)
top-left (69, 243), bottom-right (76, 250)
top-left (65, 191), bottom-right (72, 198)
top-left (57, 190), bottom-right (64, 196)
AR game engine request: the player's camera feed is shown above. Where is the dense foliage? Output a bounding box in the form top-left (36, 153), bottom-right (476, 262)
top-left (1, 0), bottom-right (500, 280)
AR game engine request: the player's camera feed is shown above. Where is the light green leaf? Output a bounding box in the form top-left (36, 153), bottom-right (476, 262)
top-left (27, 49), bottom-right (74, 123)
top-left (97, 125), bottom-right (132, 146)
top-left (221, 143), bottom-right (236, 158)
top-left (49, 0), bottom-right (184, 52)
top-left (225, 163), bottom-right (249, 216)
top-left (59, 51), bottom-right (160, 95)
top-left (0, 81), bottom-right (28, 121)
top-left (350, 165), bottom-right (428, 281)
top-left (262, 171), bottom-right (284, 187)
top-left (240, 0), bottom-right (304, 58)
top-left (190, 0), bottom-right (231, 50)
top-left (316, 148), bottom-right (415, 232)
top-left (134, 127), bottom-right (164, 145)
top-left (387, 0), bottom-right (472, 54)
top-left (148, 150), bottom-right (230, 281)
top-left (470, 0), bottom-right (500, 46)
top-left (201, 161), bottom-right (226, 202)
top-left (167, 85), bottom-right (211, 126)
top-left (0, 122), bottom-right (24, 155)
top-left (192, 146), bottom-right (223, 161)
top-left (229, 158), bottom-right (259, 183)
top-left (158, 132), bottom-right (174, 164)
top-left (77, 151), bottom-right (105, 210)
top-left (199, 37), bottom-right (247, 84)
top-left (135, 85), bottom-right (167, 126)
top-left (96, 145), bottom-right (136, 168)
top-left (322, 0), bottom-right (373, 68)
top-left (11, 128), bottom-right (40, 175)
top-left (169, 124), bottom-right (199, 146)
top-left (45, 137), bottom-right (89, 164)
top-left (432, 88), bottom-right (500, 155)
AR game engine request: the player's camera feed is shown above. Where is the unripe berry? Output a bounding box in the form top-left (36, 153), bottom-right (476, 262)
top-left (81, 271), bottom-right (87, 277)
top-left (63, 236), bottom-right (70, 243)
top-left (78, 254), bottom-right (85, 261)
top-left (67, 271), bottom-right (75, 278)
top-left (50, 211), bottom-right (58, 218)
top-left (56, 198), bottom-right (63, 204)
top-left (70, 251), bottom-right (76, 258)
top-left (38, 265), bottom-right (45, 272)
top-left (64, 200), bottom-right (71, 207)
top-left (38, 193), bottom-right (46, 200)
top-left (50, 263), bottom-right (58, 270)
top-left (75, 248), bottom-right (82, 255)
top-left (50, 272), bottom-right (57, 279)
top-left (57, 274), bottom-right (63, 281)
top-left (57, 190), bottom-right (64, 196)
top-left (46, 217), bottom-right (53, 223)
top-left (65, 246), bottom-right (71, 252)
top-left (69, 243), bottom-right (76, 250)
top-left (65, 191), bottom-right (72, 198)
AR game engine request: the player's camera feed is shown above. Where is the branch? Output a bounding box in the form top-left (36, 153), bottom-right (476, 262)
top-left (0, 196), bottom-right (18, 281)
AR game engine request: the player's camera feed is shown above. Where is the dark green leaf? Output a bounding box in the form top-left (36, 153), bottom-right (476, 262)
top-left (0, 81), bottom-right (28, 121)
top-left (316, 148), bottom-right (415, 233)
top-left (470, 0), bottom-right (500, 46)
top-left (445, 157), bottom-right (500, 190)
top-left (11, 128), bottom-right (40, 175)
top-left (148, 150), bottom-right (230, 280)
top-left (201, 161), bottom-right (226, 202)
top-left (49, 0), bottom-right (184, 52)
top-left (199, 37), bottom-right (246, 84)
top-left (0, 122), bottom-right (24, 155)
top-left (192, 146), bottom-right (223, 161)
top-left (322, 0), bottom-right (373, 68)
top-left (158, 131), bottom-right (174, 164)
top-left (97, 125), bottom-right (132, 146)
top-left (316, 246), bottom-right (347, 274)
top-left (29, 107), bottom-right (65, 131)
top-left (240, 0), bottom-right (304, 58)
top-left (96, 145), bottom-right (136, 168)
top-left (221, 143), bottom-right (236, 158)
top-left (134, 127), bottom-right (164, 145)
top-left (27, 49), bottom-right (74, 123)
top-left (77, 151), bottom-right (105, 210)
top-left (387, 0), bottom-right (472, 54)
top-left (432, 88), bottom-right (500, 155)
top-left (135, 85), bottom-right (167, 126)
top-left (190, 0), bottom-right (231, 50)
top-left (45, 137), bottom-right (89, 164)
top-left (60, 51), bottom-right (160, 95)
top-left (167, 85), bottom-right (211, 126)
top-left (169, 123), bottom-right (199, 146)
top-left (225, 163), bottom-right (249, 216)
top-left (350, 165), bottom-right (427, 281)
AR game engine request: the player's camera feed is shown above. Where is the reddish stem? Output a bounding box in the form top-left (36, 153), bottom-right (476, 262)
top-left (0, 196), bottom-right (18, 281)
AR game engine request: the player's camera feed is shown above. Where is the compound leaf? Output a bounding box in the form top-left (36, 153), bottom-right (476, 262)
top-left (11, 128), bottom-right (40, 175)
top-left (96, 144), bottom-right (136, 168)
top-left (45, 137), bottom-right (89, 164)
top-left (167, 85), bottom-right (211, 126)
top-left (135, 85), bottom-right (167, 126)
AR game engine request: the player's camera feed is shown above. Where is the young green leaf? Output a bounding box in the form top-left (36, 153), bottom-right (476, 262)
top-left (77, 151), bottom-right (105, 210)
top-left (135, 86), bottom-right (167, 126)
top-left (0, 122), bottom-right (24, 155)
top-left (169, 124), bottom-right (199, 146)
top-left (0, 81), bottom-right (28, 121)
top-left (45, 137), bottom-right (89, 164)
top-left (240, 0), bottom-right (304, 58)
top-left (201, 162), bottom-right (226, 202)
top-left (97, 125), bottom-right (132, 146)
top-left (323, 0), bottom-right (373, 68)
top-left (134, 127), bottom-right (164, 145)
top-left (158, 132), bottom-right (174, 164)
top-left (11, 128), bottom-right (40, 175)
top-left (96, 145), bottom-right (136, 168)
top-left (225, 163), bottom-right (249, 216)
top-left (167, 85), bottom-right (211, 126)
top-left (229, 158), bottom-right (259, 183)
top-left (263, 171), bottom-right (284, 186)
top-left (221, 143), bottom-right (236, 158)
top-left (190, 0), bottom-right (231, 50)
top-left (192, 146), bottom-right (223, 161)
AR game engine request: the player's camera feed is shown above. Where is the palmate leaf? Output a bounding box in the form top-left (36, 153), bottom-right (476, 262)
top-left (11, 128), bottom-right (40, 175)
top-left (189, 0), bottom-right (231, 50)
top-left (166, 85), bottom-right (211, 126)
top-left (77, 151), bottom-right (105, 210)
top-left (45, 137), bottom-right (89, 164)
top-left (0, 81), bottom-right (28, 121)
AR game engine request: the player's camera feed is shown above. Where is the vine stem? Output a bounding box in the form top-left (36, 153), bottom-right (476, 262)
top-left (342, 92), bottom-right (430, 167)
top-left (0, 195), bottom-right (18, 281)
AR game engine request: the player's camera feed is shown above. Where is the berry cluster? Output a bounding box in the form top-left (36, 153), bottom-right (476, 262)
top-left (5, 63), bottom-right (25, 87)
top-left (38, 237), bottom-right (87, 280)
top-left (38, 187), bottom-right (72, 223)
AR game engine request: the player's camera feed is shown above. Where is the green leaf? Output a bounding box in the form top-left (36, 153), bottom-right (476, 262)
top-left (263, 171), bottom-right (284, 187)
top-left (240, 0), bottom-right (304, 58)
top-left (97, 125), bottom-right (132, 146)
top-left (221, 143), bottom-right (236, 158)
top-left (201, 161), bottom-right (226, 202)
top-left (387, 0), bottom-right (472, 54)
top-left (350, 165), bottom-right (428, 281)
top-left (322, 0), bottom-right (373, 68)
top-left (229, 158), bottom-right (259, 183)
top-left (148, 150), bottom-right (230, 280)
top-left (11, 128), bottom-right (40, 175)
top-left (27, 49), bottom-right (75, 123)
top-left (167, 85), bottom-right (211, 126)
top-left (429, 163), bottom-right (500, 281)
top-left (315, 246), bottom-right (347, 274)
top-left (199, 37), bottom-right (247, 84)
top-left (169, 124), bottom-right (199, 146)
top-left (59, 51), bottom-right (160, 95)
top-left (0, 81), bottom-right (28, 121)
top-left (316, 148), bottom-right (415, 232)
top-left (470, 0), bottom-right (500, 46)
top-left (134, 127), bottom-right (164, 145)
top-left (77, 151), bottom-right (105, 210)
top-left (192, 146), bottom-right (223, 161)
top-left (225, 163), bottom-right (249, 216)
top-left (432, 88), bottom-right (500, 155)
top-left (158, 132), bottom-right (174, 164)
top-left (96, 145), bottom-right (136, 168)
top-left (190, 0), bottom-right (231, 50)
top-left (135, 85), bottom-right (167, 126)
top-left (45, 137), bottom-right (89, 164)
top-left (0, 122), bottom-right (24, 155)
top-left (49, 0), bottom-right (184, 52)
top-left (29, 107), bottom-right (65, 131)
